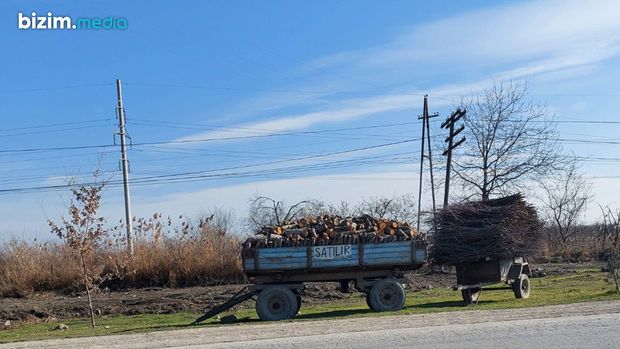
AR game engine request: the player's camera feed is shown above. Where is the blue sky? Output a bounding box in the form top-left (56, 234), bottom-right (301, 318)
top-left (1, 0), bottom-right (619, 240)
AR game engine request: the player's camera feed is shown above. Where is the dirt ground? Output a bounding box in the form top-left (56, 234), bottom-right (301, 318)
top-left (0, 262), bottom-right (598, 323)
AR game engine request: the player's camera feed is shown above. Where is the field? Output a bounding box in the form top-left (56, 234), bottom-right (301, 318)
top-left (1, 262), bottom-right (619, 343)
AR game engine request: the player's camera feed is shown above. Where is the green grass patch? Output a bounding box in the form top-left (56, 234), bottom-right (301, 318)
top-left (2, 267), bottom-right (619, 343)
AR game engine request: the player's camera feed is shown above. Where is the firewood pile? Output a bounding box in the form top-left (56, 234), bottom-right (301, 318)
top-left (430, 194), bottom-right (543, 265)
top-left (242, 214), bottom-right (417, 249)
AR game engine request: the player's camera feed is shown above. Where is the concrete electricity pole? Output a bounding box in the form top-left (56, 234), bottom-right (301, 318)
top-left (416, 95), bottom-right (438, 232)
top-left (116, 79), bottom-right (134, 255)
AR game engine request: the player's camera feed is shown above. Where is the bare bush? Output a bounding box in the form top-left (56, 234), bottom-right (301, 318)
top-left (540, 162), bottom-right (592, 250)
top-left (598, 206), bottom-right (620, 291)
top-left (609, 256), bottom-right (620, 292)
top-left (598, 206), bottom-right (620, 253)
top-left (196, 208), bottom-right (237, 236)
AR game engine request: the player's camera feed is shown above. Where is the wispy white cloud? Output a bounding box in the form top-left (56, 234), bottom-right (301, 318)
top-left (309, 0), bottom-right (620, 69)
top-left (130, 165), bottom-right (418, 221)
top-left (176, 0), bottom-right (620, 143)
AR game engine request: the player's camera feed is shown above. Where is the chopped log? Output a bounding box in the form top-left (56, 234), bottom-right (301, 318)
top-left (326, 228), bottom-right (336, 239)
top-left (244, 213), bottom-right (422, 249)
top-left (378, 220), bottom-right (388, 231)
top-left (309, 228), bottom-right (318, 239)
top-left (395, 229), bottom-right (408, 238)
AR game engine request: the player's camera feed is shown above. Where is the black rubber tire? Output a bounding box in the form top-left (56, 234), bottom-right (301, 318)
top-left (295, 294), bottom-right (302, 314)
top-left (365, 293), bottom-right (376, 311)
top-left (368, 279), bottom-right (406, 312)
top-left (513, 274), bottom-right (531, 299)
top-left (461, 287), bottom-right (481, 304)
top-left (256, 286), bottom-right (298, 321)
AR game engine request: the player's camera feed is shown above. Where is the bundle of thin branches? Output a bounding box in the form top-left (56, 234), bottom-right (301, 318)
top-left (242, 214), bottom-right (419, 249)
top-left (430, 193), bottom-right (543, 265)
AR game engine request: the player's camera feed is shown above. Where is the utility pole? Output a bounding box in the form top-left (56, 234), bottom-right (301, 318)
top-left (416, 95), bottom-right (439, 232)
top-left (441, 108), bottom-right (466, 208)
top-left (424, 98), bottom-right (438, 220)
top-left (116, 79), bottom-right (134, 256)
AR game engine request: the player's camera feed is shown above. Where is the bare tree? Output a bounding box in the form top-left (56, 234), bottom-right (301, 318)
top-left (359, 194), bottom-right (417, 222)
top-left (540, 162), bottom-right (592, 248)
top-left (247, 196), bottom-right (312, 230)
top-left (598, 205), bottom-right (620, 292)
top-left (308, 200), bottom-right (359, 218)
top-left (598, 206), bottom-right (620, 253)
top-left (247, 194), bottom-right (417, 229)
top-left (196, 207), bottom-right (237, 236)
top-left (454, 79), bottom-right (563, 200)
top-left (48, 177), bottom-right (111, 328)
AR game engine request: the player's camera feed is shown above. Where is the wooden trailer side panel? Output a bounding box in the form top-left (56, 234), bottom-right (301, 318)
top-left (243, 241), bottom-right (427, 273)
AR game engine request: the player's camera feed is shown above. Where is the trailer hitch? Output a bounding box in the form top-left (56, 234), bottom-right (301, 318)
top-left (192, 286), bottom-right (259, 325)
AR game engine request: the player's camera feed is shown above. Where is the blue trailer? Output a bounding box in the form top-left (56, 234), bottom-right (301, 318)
top-left (194, 239), bottom-right (428, 323)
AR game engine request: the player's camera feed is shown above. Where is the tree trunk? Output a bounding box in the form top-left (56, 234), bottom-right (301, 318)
top-left (80, 254), bottom-right (96, 328)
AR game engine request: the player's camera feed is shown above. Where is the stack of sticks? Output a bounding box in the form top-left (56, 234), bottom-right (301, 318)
top-left (430, 193), bottom-right (543, 265)
top-left (242, 214), bottom-right (417, 249)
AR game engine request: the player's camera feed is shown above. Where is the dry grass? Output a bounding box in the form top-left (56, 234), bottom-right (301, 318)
top-left (111, 230), bottom-right (244, 289)
top-left (0, 241), bottom-right (80, 297)
top-left (539, 225), bottom-right (615, 263)
top-left (0, 228), bottom-right (244, 297)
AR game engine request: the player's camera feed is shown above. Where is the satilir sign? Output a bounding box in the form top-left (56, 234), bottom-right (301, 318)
top-left (312, 245), bottom-right (352, 260)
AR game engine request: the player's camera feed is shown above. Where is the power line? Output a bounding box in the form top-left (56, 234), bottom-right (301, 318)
top-left (0, 143), bottom-right (115, 154)
top-left (123, 82), bottom-right (404, 97)
top-left (122, 82), bottom-right (620, 98)
top-left (0, 118), bottom-right (112, 133)
top-left (557, 138), bottom-right (620, 145)
top-left (0, 83), bottom-right (114, 95)
top-left (0, 157), bottom-right (410, 194)
top-left (128, 118), bottom-right (418, 132)
top-left (0, 141), bottom-right (418, 194)
top-left (0, 123), bottom-right (417, 154)
top-left (128, 120), bottom-right (414, 142)
top-left (0, 123), bottom-right (114, 138)
top-left (7, 151), bottom-right (620, 187)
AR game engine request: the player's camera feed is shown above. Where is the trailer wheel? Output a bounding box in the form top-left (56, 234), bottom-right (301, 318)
top-left (368, 278), bottom-right (406, 312)
top-left (365, 293), bottom-right (376, 311)
top-left (256, 286), bottom-right (298, 321)
top-left (295, 294), bottom-right (302, 314)
top-left (461, 287), bottom-right (481, 304)
top-left (513, 274), bottom-right (530, 299)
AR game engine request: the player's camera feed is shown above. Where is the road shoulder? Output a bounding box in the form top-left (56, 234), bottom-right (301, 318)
top-left (3, 300), bottom-right (620, 349)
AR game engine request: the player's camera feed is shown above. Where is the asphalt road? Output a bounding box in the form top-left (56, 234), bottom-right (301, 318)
top-left (4, 301), bottom-right (620, 349)
top-left (195, 313), bottom-right (620, 349)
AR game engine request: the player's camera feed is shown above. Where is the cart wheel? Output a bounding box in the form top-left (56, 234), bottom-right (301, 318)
top-left (295, 294), bottom-right (302, 314)
top-left (461, 287), bottom-right (481, 304)
top-left (513, 274), bottom-right (530, 299)
top-left (368, 278), bottom-right (406, 312)
top-left (256, 286), bottom-right (298, 321)
top-left (365, 293), bottom-right (376, 311)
